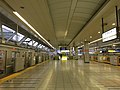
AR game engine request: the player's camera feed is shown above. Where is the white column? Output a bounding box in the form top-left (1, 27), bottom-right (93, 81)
top-left (69, 47), bottom-right (73, 56)
top-left (83, 41), bottom-right (89, 63)
top-left (75, 46), bottom-right (78, 60)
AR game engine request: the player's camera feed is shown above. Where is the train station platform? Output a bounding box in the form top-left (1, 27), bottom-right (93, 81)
top-left (0, 60), bottom-right (120, 90)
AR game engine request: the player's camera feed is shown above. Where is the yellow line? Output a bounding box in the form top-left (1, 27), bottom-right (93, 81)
top-left (0, 60), bottom-right (49, 84)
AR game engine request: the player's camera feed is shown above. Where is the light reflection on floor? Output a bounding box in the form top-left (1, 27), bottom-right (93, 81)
top-left (0, 60), bottom-right (120, 90)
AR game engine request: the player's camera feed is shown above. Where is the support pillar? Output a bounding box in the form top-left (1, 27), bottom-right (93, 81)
top-left (69, 46), bottom-right (76, 60)
top-left (75, 46), bottom-right (78, 60)
top-left (115, 6), bottom-right (119, 35)
top-left (32, 40), bottom-right (34, 48)
top-left (101, 18), bottom-right (104, 33)
top-left (69, 47), bottom-right (73, 56)
top-left (83, 41), bottom-right (89, 63)
top-left (15, 24), bottom-right (19, 45)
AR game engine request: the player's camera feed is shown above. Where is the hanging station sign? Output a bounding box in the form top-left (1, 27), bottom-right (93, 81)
top-left (102, 27), bottom-right (117, 42)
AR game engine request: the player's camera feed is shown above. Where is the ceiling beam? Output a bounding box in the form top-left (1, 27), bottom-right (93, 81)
top-left (64, 0), bottom-right (78, 39)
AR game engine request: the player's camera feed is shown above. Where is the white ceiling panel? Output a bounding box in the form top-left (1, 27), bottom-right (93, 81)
top-left (49, 0), bottom-right (71, 4)
top-left (50, 2), bottom-right (71, 8)
top-left (2, 0), bottom-right (109, 48)
top-left (75, 8), bottom-right (93, 14)
top-left (76, 2), bottom-right (97, 9)
top-left (77, 0), bottom-right (100, 3)
top-left (73, 13), bottom-right (91, 20)
top-left (51, 8), bottom-right (70, 14)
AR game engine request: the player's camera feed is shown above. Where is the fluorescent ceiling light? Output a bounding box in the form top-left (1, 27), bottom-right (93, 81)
top-left (13, 11), bottom-right (54, 49)
top-left (64, 30), bottom-right (68, 39)
top-left (78, 45), bottom-right (84, 48)
top-left (80, 45), bottom-right (84, 47)
top-left (89, 38), bottom-right (102, 44)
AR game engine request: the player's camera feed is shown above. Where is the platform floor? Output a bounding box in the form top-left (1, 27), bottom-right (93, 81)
top-left (0, 60), bottom-right (120, 90)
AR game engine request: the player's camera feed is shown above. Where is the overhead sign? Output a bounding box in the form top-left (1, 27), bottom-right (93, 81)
top-left (61, 50), bottom-right (69, 53)
top-left (102, 28), bottom-right (117, 42)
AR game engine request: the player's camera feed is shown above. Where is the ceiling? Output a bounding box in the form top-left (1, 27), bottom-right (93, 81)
top-left (0, 0), bottom-right (120, 48)
top-left (47, 0), bottom-right (108, 46)
top-left (72, 0), bottom-right (120, 47)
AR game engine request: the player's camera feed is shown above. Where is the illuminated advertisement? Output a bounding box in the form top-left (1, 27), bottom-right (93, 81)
top-left (102, 28), bottom-right (117, 42)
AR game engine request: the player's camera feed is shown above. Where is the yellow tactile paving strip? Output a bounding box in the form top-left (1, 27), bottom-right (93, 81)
top-left (0, 60), bottom-right (48, 84)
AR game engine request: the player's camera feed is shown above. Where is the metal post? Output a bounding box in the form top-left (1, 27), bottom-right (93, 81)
top-left (19, 37), bottom-right (27, 44)
top-left (15, 24), bottom-right (18, 45)
top-left (102, 18), bottom-right (104, 33)
top-left (6, 32), bottom-right (16, 42)
top-left (16, 24), bottom-right (18, 42)
top-left (32, 39), bottom-right (33, 48)
top-left (115, 6), bottom-right (120, 39)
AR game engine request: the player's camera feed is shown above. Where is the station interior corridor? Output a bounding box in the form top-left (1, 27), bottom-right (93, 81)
top-left (0, 60), bottom-right (120, 90)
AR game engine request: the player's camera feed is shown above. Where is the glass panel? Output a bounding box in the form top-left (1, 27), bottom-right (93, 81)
top-left (33, 42), bottom-right (38, 46)
top-left (12, 33), bottom-right (24, 42)
top-left (1, 25), bottom-right (15, 39)
top-left (28, 40), bottom-right (35, 46)
top-left (45, 47), bottom-right (48, 50)
top-left (39, 45), bottom-right (43, 48)
top-left (42, 45), bottom-right (45, 48)
top-left (23, 38), bottom-right (31, 44)
top-left (38, 44), bottom-right (41, 47)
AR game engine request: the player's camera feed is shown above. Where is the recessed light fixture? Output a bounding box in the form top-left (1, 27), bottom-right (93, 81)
top-left (89, 38), bottom-right (102, 44)
top-left (112, 23), bottom-right (115, 26)
top-left (85, 39), bottom-right (87, 41)
top-left (80, 45), bottom-right (84, 47)
top-left (81, 42), bottom-right (83, 43)
top-left (98, 31), bottom-right (100, 33)
top-left (90, 36), bottom-right (92, 38)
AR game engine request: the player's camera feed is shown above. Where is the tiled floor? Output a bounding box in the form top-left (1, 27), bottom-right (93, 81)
top-left (0, 60), bottom-right (120, 90)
